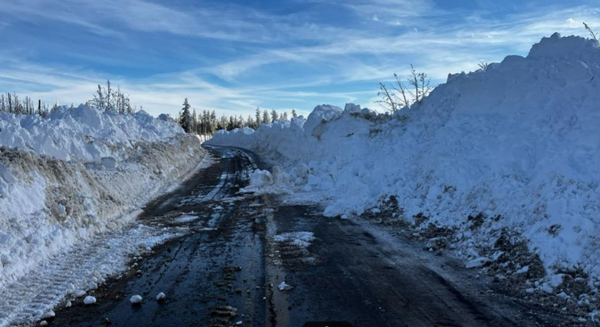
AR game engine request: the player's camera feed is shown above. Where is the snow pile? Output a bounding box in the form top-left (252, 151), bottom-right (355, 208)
top-left (0, 105), bottom-right (206, 304)
top-left (208, 34), bottom-right (600, 289)
top-left (0, 104), bottom-right (183, 162)
top-left (241, 167), bottom-right (293, 195)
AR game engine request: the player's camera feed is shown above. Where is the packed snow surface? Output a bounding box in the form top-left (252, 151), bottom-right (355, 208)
top-left (208, 34), bottom-right (600, 287)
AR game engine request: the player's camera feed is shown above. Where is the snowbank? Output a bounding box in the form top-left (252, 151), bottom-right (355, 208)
top-left (207, 34), bottom-right (600, 289)
top-left (0, 104), bottom-right (183, 162)
top-left (0, 105), bottom-right (206, 291)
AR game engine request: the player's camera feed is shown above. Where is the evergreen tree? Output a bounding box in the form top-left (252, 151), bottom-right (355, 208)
top-left (292, 109), bottom-right (298, 118)
top-left (262, 110), bottom-right (271, 124)
top-left (271, 109), bottom-right (279, 122)
top-left (255, 107), bottom-right (261, 126)
top-left (191, 109), bottom-right (198, 134)
top-left (179, 98), bottom-right (192, 133)
top-left (247, 115), bottom-right (254, 128)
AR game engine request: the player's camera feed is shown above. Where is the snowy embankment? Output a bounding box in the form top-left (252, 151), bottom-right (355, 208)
top-left (207, 34), bottom-right (600, 302)
top-left (0, 104), bottom-right (206, 291)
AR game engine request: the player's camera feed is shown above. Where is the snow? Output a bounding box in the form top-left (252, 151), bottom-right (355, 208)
top-left (0, 104), bottom-right (207, 326)
top-left (274, 232), bottom-right (315, 248)
top-left (40, 311), bottom-right (55, 319)
top-left (83, 296), bottom-right (96, 305)
top-left (278, 281), bottom-right (293, 291)
top-left (130, 295), bottom-right (143, 304)
top-left (156, 292), bottom-right (166, 301)
top-left (174, 214), bottom-right (199, 223)
top-left (240, 167), bottom-right (292, 195)
top-left (207, 34), bottom-right (600, 289)
top-left (0, 104), bottom-right (183, 162)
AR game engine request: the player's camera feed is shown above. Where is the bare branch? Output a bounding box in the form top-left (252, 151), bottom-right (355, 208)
top-left (583, 22), bottom-right (598, 41)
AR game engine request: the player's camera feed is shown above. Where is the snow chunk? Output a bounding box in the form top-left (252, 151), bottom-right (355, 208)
top-left (130, 295), bottom-right (143, 304)
top-left (304, 104), bottom-right (343, 137)
top-left (274, 232), bottom-right (314, 248)
top-left (156, 292), bottom-right (166, 301)
top-left (278, 281), bottom-right (293, 291)
top-left (41, 311), bottom-right (55, 319)
top-left (83, 296), bottom-right (96, 305)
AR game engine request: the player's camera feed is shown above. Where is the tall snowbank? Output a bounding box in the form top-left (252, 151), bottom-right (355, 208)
top-left (0, 104), bottom-right (183, 162)
top-left (0, 105), bottom-right (206, 289)
top-left (207, 34), bottom-right (600, 286)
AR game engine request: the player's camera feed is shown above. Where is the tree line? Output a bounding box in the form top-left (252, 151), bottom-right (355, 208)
top-left (177, 98), bottom-right (298, 136)
top-left (1, 80), bottom-right (136, 117)
top-left (0, 93), bottom-right (56, 117)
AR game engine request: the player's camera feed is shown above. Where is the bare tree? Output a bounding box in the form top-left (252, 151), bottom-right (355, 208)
top-left (406, 64), bottom-right (433, 104)
top-left (377, 65), bottom-right (434, 112)
top-left (478, 61), bottom-right (489, 71)
top-left (393, 73), bottom-right (410, 108)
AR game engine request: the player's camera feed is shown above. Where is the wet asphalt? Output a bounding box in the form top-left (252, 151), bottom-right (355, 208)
top-left (47, 146), bottom-right (569, 327)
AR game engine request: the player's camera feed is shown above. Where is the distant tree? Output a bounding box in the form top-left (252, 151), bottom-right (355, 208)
top-left (93, 84), bottom-right (106, 110)
top-left (271, 109), bottom-right (279, 122)
top-left (210, 110), bottom-right (217, 133)
top-left (191, 109), bottom-right (198, 134)
top-left (51, 102), bottom-right (59, 114)
top-left (282, 112), bottom-right (289, 121)
top-left (262, 110), bottom-right (271, 124)
top-left (255, 107), bottom-right (262, 126)
top-left (179, 98), bottom-right (192, 133)
top-left (91, 80), bottom-right (135, 114)
top-left (478, 61), bottom-right (489, 71)
top-left (291, 109), bottom-right (298, 118)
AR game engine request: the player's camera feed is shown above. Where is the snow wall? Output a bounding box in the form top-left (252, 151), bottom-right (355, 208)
top-left (207, 33), bottom-right (600, 287)
top-left (0, 104), bottom-right (206, 288)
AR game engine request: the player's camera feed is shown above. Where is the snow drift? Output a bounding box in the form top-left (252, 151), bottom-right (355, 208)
top-left (207, 33), bottom-right (600, 291)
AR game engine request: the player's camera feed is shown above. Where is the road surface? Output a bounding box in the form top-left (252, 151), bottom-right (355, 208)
top-left (47, 146), bottom-right (567, 327)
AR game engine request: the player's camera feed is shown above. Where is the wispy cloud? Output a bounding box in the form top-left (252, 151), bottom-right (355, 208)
top-left (0, 0), bottom-right (598, 117)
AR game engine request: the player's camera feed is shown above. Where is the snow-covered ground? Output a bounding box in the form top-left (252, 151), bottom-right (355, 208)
top-left (207, 33), bottom-right (600, 312)
top-left (0, 104), bottom-right (207, 326)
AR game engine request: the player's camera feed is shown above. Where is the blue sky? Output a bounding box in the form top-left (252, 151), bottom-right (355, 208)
top-left (0, 0), bottom-right (598, 117)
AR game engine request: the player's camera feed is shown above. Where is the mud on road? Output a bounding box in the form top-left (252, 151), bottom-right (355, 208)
top-left (47, 146), bottom-right (570, 327)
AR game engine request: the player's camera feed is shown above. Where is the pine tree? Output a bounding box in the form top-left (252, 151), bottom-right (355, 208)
top-left (255, 107), bottom-right (261, 126)
top-left (191, 109), bottom-right (198, 134)
top-left (271, 109), bottom-right (279, 122)
top-left (210, 111), bottom-right (217, 134)
top-left (292, 109), bottom-right (298, 118)
top-left (262, 110), bottom-right (271, 124)
top-left (179, 98), bottom-right (192, 133)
